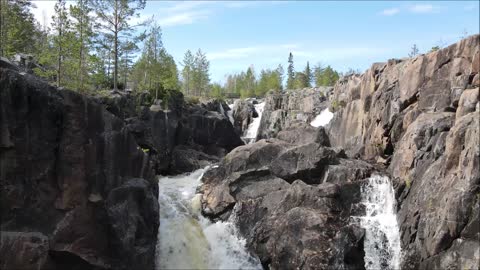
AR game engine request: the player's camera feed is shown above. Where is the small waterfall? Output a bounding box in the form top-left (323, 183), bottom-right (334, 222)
top-left (353, 175), bottom-right (402, 270)
top-left (156, 168), bottom-right (261, 270)
top-left (310, 108), bottom-right (334, 127)
top-left (227, 103), bottom-right (235, 124)
top-left (243, 102), bottom-right (265, 144)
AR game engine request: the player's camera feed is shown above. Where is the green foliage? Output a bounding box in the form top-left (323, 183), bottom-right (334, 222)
top-left (210, 83), bottom-right (224, 99)
top-left (180, 48), bottom-right (210, 97)
top-left (405, 177), bottom-right (411, 189)
top-left (330, 99), bottom-right (346, 112)
top-left (430, 46), bottom-right (440, 52)
top-left (185, 96), bottom-right (200, 105)
top-left (0, 0), bottom-right (41, 58)
top-left (130, 23), bottom-right (179, 97)
top-left (314, 64), bottom-right (339, 87)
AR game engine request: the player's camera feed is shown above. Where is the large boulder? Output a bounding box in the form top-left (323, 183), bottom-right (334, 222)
top-left (0, 64), bottom-right (158, 270)
top-left (199, 123), bottom-right (378, 269)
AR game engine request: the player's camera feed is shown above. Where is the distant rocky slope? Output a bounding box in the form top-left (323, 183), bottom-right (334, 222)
top-left (0, 61), bottom-right (158, 270)
top-left (327, 34), bottom-right (479, 269)
top-left (257, 87), bottom-right (332, 140)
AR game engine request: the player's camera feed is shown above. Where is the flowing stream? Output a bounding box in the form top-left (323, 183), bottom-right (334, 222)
top-left (243, 102), bottom-right (265, 144)
top-left (353, 175), bottom-right (402, 270)
top-left (155, 167), bottom-right (261, 270)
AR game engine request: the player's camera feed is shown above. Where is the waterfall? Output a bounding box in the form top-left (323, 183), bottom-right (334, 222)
top-left (353, 175), bottom-right (402, 270)
top-left (310, 108), bottom-right (334, 127)
top-left (227, 103), bottom-right (235, 124)
top-left (156, 167), bottom-right (261, 270)
top-left (243, 102), bottom-right (265, 144)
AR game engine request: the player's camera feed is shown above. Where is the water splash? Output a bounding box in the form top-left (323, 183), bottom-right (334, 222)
top-left (310, 108), bottom-right (333, 127)
top-left (243, 102), bottom-right (265, 144)
top-left (156, 168), bottom-right (261, 270)
top-left (353, 175), bottom-right (402, 270)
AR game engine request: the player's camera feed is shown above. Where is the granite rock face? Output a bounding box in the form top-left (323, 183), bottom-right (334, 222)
top-left (0, 64), bottom-right (159, 270)
top-left (326, 34), bottom-right (480, 269)
top-left (257, 87), bottom-right (332, 140)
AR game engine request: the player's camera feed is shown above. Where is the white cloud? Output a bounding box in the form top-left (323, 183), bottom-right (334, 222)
top-left (380, 8), bottom-right (400, 16)
top-left (157, 10), bottom-right (211, 27)
top-left (409, 4), bottom-right (439, 14)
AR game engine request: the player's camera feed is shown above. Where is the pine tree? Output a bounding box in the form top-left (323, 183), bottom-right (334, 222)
top-left (94, 0), bottom-right (146, 90)
top-left (0, 0), bottom-right (40, 58)
top-left (408, 44), bottom-right (419, 58)
top-left (287, 52), bottom-right (295, 89)
top-left (181, 50), bottom-right (194, 96)
top-left (193, 49), bottom-right (210, 96)
top-left (303, 61), bottom-right (312, 87)
top-left (52, 0), bottom-right (71, 87)
top-left (70, 0), bottom-right (94, 91)
top-left (276, 64), bottom-right (284, 90)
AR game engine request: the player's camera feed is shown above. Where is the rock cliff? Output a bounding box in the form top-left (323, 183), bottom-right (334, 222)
top-left (327, 34), bottom-right (480, 269)
top-left (0, 62), bottom-right (159, 270)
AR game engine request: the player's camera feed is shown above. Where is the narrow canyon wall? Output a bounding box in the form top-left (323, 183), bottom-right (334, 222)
top-left (327, 34), bottom-right (480, 269)
top-left (0, 62), bottom-right (159, 270)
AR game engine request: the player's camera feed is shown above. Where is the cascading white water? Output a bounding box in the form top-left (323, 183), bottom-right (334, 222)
top-left (353, 175), bottom-right (402, 270)
top-left (310, 108), bottom-right (334, 127)
top-left (156, 167), bottom-right (261, 270)
top-left (243, 102), bottom-right (265, 144)
top-left (227, 103), bottom-right (235, 124)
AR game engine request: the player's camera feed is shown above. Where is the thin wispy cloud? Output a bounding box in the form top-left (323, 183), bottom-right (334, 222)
top-left (409, 4), bottom-right (439, 14)
top-left (380, 8), bottom-right (400, 16)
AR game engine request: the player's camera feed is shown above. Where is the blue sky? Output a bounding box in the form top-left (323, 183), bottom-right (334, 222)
top-left (32, 1), bottom-right (480, 83)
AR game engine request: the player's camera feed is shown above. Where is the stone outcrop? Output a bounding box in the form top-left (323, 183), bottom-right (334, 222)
top-left (257, 87), bottom-right (332, 140)
top-left (326, 34), bottom-right (480, 269)
top-left (98, 92), bottom-right (243, 175)
top-left (200, 122), bottom-right (376, 269)
top-left (231, 99), bottom-right (258, 136)
top-left (0, 63), bottom-right (159, 270)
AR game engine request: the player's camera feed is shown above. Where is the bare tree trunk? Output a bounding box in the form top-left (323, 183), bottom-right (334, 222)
top-left (113, 0), bottom-right (118, 90)
top-left (78, 0), bottom-right (84, 91)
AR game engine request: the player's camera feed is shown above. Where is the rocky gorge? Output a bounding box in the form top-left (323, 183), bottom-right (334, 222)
top-left (0, 34), bottom-right (479, 270)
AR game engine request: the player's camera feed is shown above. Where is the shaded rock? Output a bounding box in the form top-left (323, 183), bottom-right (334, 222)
top-left (276, 121), bottom-right (330, 146)
top-left (0, 64), bottom-right (158, 270)
top-left (232, 99), bottom-right (258, 135)
top-left (170, 145), bottom-right (219, 174)
top-left (269, 143), bottom-right (337, 184)
top-left (0, 232), bottom-right (50, 270)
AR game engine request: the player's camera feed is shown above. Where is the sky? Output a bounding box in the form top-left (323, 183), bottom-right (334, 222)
top-left (31, 1), bottom-right (480, 83)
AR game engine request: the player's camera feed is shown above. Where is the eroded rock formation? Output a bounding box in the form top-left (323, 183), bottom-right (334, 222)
top-left (0, 62), bottom-right (159, 270)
